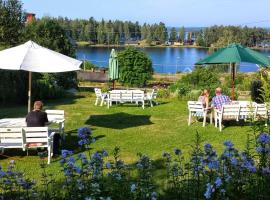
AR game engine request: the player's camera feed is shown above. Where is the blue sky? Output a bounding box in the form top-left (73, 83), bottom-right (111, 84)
top-left (21, 0), bottom-right (270, 27)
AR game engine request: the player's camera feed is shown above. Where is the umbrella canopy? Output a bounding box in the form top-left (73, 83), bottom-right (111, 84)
top-left (195, 43), bottom-right (270, 99)
top-left (0, 40), bottom-right (81, 72)
top-left (108, 49), bottom-right (119, 80)
top-left (196, 43), bottom-right (270, 66)
top-left (0, 40), bottom-right (82, 111)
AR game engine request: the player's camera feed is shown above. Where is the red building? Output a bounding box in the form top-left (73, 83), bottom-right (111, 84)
top-left (26, 13), bottom-right (35, 23)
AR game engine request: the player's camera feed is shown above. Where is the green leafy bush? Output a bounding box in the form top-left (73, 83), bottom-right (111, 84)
top-left (251, 79), bottom-right (263, 103)
top-left (32, 74), bottom-right (66, 100)
top-left (157, 88), bottom-right (170, 98)
top-left (118, 47), bottom-right (153, 87)
top-left (181, 66), bottom-right (220, 89)
top-left (177, 84), bottom-right (191, 99)
top-left (81, 60), bottom-right (96, 70)
top-left (224, 73), bottom-right (253, 91)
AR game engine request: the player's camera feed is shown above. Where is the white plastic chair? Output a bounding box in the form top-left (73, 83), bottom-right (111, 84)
top-left (94, 88), bottom-right (107, 106)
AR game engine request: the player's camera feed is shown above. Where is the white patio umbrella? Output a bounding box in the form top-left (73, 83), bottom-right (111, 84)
top-left (0, 40), bottom-right (82, 112)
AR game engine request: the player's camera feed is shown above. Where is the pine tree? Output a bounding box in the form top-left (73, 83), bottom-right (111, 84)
top-left (170, 27), bottom-right (177, 42)
top-left (179, 26), bottom-right (185, 42)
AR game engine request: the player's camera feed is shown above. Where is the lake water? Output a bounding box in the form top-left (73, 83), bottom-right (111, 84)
top-left (76, 47), bottom-right (270, 73)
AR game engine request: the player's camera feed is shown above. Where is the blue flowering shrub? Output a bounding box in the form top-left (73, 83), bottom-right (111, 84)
top-left (1, 127), bottom-right (270, 199)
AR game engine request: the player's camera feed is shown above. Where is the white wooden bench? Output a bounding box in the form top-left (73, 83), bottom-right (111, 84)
top-left (24, 127), bottom-right (54, 164)
top-left (45, 110), bottom-right (65, 139)
top-left (187, 101), bottom-right (212, 127)
top-left (236, 101), bottom-right (256, 120)
top-left (0, 127), bottom-right (26, 153)
top-left (107, 90), bottom-right (145, 109)
top-left (254, 103), bottom-right (269, 126)
top-left (215, 104), bottom-right (240, 131)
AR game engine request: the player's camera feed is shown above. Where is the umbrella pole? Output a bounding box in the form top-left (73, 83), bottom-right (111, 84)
top-left (232, 63), bottom-right (235, 100)
top-left (112, 80), bottom-right (115, 89)
top-left (28, 72), bottom-right (32, 112)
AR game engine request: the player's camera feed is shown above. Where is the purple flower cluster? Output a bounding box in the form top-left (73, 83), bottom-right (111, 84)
top-left (77, 127), bottom-right (95, 146)
top-left (256, 133), bottom-right (270, 156)
top-left (257, 133), bottom-right (270, 143)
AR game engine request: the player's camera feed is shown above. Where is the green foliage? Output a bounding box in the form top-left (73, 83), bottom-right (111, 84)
top-left (0, 0), bottom-right (25, 46)
top-left (181, 66), bottom-right (220, 90)
top-left (224, 73), bottom-right (253, 91)
top-left (118, 47), bottom-right (153, 87)
top-left (0, 70), bottom-right (28, 104)
top-left (179, 26), bottom-right (185, 42)
top-left (169, 27), bottom-right (178, 42)
top-left (201, 25), bottom-right (268, 47)
top-left (157, 88), bottom-right (170, 98)
top-left (32, 74), bottom-right (66, 100)
top-left (258, 75), bottom-right (270, 103)
top-left (251, 79), bottom-right (263, 103)
top-left (81, 60), bottom-right (96, 70)
top-left (169, 82), bottom-right (192, 99)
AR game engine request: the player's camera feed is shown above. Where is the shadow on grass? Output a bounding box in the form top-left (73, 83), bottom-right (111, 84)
top-left (0, 93), bottom-right (86, 118)
top-left (85, 112), bottom-right (154, 129)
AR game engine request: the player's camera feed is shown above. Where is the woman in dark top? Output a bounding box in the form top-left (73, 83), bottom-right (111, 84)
top-left (26, 101), bottom-right (48, 127)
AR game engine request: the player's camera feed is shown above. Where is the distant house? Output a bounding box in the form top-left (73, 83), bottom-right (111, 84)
top-left (25, 13), bottom-right (35, 23)
top-left (165, 41), bottom-right (172, 46)
top-left (173, 42), bottom-right (182, 46)
top-left (125, 40), bottom-right (139, 45)
top-left (152, 41), bottom-right (161, 45)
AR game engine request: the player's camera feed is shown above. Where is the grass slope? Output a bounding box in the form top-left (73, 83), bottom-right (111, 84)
top-left (0, 92), bottom-right (251, 184)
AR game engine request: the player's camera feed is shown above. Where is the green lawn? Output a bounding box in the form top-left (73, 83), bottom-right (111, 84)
top-left (0, 92), bottom-right (252, 184)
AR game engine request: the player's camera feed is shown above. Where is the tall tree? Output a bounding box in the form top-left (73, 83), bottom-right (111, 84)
top-left (0, 0), bottom-right (25, 46)
top-left (179, 26), bottom-right (185, 42)
top-left (123, 21), bottom-right (130, 40)
top-left (170, 27), bottom-right (177, 42)
top-left (97, 19), bottom-right (106, 44)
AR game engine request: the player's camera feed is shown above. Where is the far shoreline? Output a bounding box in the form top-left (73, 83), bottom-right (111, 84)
top-left (76, 41), bottom-right (270, 50)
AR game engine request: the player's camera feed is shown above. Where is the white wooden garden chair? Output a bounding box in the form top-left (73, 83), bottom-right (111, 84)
top-left (187, 101), bottom-right (212, 127)
top-left (24, 127), bottom-right (55, 164)
top-left (145, 89), bottom-right (158, 107)
top-left (94, 88), bottom-right (107, 106)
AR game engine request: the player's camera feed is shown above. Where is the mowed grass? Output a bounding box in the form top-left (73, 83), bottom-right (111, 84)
top-left (0, 92), bottom-right (252, 184)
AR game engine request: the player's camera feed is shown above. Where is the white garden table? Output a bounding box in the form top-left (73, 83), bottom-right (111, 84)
top-left (0, 117), bottom-right (62, 127)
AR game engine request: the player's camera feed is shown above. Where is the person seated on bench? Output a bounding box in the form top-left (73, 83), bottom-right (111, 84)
top-left (26, 101), bottom-right (49, 127)
top-left (26, 101), bottom-right (60, 155)
top-left (198, 89), bottom-right (210, 108)
top-left (211, 87), bottom-right (231, 110)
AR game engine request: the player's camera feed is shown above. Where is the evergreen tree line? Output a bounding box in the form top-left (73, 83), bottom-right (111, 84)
top-left (196, 25), bottom-right (269, 48)
top-left (55, 17), bottom-right (270, 47)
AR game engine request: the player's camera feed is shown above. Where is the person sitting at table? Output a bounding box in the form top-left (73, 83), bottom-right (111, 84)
top-left (26, 101), bottom-right (60, 155)
top-left (198, 89), bottom-right (210, 108)
top-left (211, 87), bottom-right (231, 110)
top-left (26, 101), bottom-right (48, 127)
